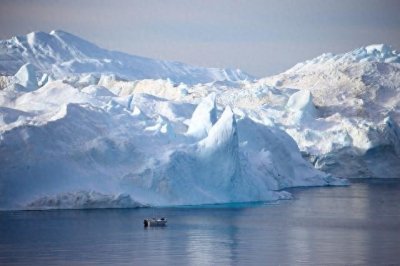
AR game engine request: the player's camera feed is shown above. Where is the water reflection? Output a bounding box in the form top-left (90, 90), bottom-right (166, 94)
top-left (180, 209), bottom-right (240, 265)
top-left (1, 180), bottom-right (400, 265)
top-left (283, 182), bottom-right (370, 265)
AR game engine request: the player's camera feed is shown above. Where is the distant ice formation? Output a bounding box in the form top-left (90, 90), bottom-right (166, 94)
top-left (0, 30), bottom-right (254, 84)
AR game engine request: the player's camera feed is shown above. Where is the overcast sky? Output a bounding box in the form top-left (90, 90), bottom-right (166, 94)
top-left (1, 0), bottom-right (399, 77)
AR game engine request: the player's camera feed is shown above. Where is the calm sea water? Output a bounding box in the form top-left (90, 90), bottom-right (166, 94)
top-left (1, 179), bottom-right (400, 266)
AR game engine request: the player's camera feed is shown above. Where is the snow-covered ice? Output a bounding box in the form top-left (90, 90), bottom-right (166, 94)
top-left (3, 31), bottom-right (399, 210)
top-left (0, 75), bottom-right (340, 209)
top-left (259, 44), bottom-right (400, 178)
top-left (0, 30), bottom-right (254, 84)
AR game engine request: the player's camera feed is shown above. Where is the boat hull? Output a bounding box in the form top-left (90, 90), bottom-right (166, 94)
top-left (144, 218), bottom-right (167, 227)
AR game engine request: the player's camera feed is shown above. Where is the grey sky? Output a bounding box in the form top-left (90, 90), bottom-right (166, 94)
top-left (1, 0), bottom-right (399, 77)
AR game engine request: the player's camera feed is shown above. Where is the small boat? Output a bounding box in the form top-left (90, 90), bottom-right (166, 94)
top-left (144, 217), bottom-right (167, 227)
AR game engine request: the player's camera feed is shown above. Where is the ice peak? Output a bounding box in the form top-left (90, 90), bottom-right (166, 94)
top-left (1, 30), bottom-right (254, 83)
top-left (49, 29), bottom-right (83, 40)
top-left (48, 29), bottom-right (103, 55)
top-left (350, 43), bottom-right (399, 62)
top-left (14, 63), bottom-right (38, 91)
top-left (364, 44), bottom-right (393, 54)
top-left (20, 31), bottom-right (52, 47)
top-left (24, 30), bottom-right (84, 43)
top-left (49, 29), bottom-right (93, 45)
top-left (199, 105), bottom-right (238, 153)
top-left (186, 93), bottom-right (217, 139)
top-left (289, 43), bottom-right (400, 72)
top-left (26, 30), bottom-right (50, 39)
top-left (50, 29), bottom-right (70, 36)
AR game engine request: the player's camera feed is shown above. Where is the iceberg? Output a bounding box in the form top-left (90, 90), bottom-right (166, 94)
top-left (0, 75), bottom-right (343, 209)
top-left (5, 32), bottom-right (399, 210)
top-left (259, 44), bottom-right (400, 178)
top-left (0, 30), bottom-right (254, 84)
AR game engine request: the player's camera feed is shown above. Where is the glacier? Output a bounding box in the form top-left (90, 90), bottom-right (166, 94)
top-left (2, 30), bottom-right (399, 210)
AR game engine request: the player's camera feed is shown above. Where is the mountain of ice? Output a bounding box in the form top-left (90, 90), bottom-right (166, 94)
top-left (0, 77), bottom-right (342, 209)
top-left (3, 31), bottom-right (398, 210)
top-left (0, 30), bottom-right (254, 84)
top-left (259, 44), bottom-right (400, 178)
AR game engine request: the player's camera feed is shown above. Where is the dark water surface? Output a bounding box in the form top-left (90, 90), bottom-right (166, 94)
top-left (1, 179), bottom-right (400, 265)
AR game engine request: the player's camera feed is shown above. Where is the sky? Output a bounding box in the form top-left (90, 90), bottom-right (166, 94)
top-left (1, 0), bottom-right (399, 77)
